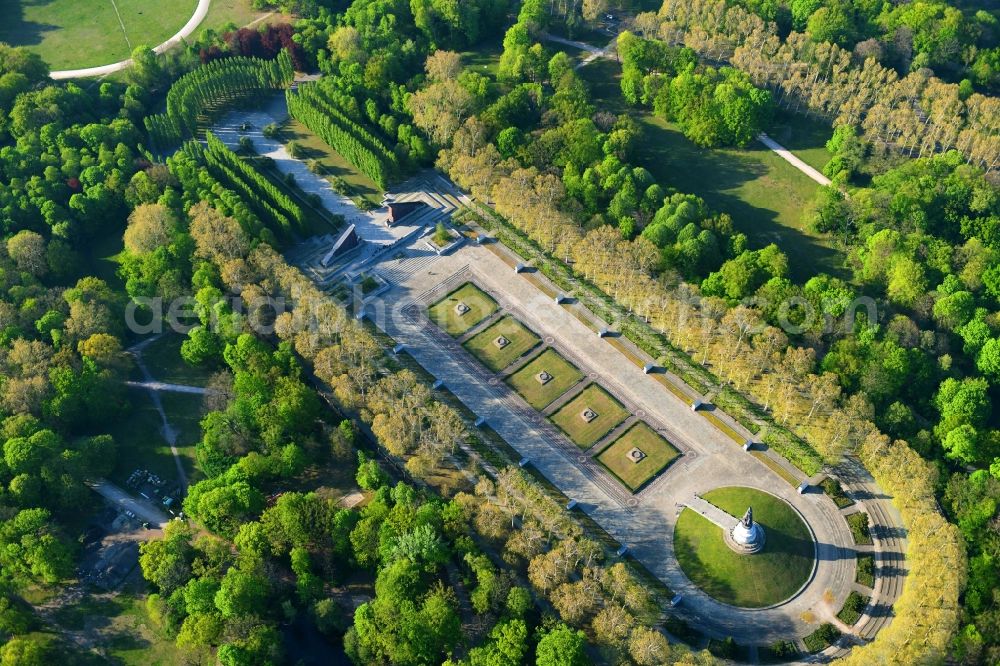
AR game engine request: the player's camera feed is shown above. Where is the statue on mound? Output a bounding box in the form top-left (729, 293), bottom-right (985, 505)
top-left (730, 505), bottom-right (765, 553)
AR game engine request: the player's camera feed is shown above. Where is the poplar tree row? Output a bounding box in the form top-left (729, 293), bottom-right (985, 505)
top-left (194, 139), bottom-right (293, 240)
top-left (204, 132), bottom-right (306, 235)
top-left (168, 144), bottom-right (268, 240)
top-left (146, 51), bottom-right (295, 148)
top-left (286, 82), bottom-right (398, 189)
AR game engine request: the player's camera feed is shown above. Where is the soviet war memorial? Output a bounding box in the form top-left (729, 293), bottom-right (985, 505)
top-left (0, 0), bottom-right (998, 664)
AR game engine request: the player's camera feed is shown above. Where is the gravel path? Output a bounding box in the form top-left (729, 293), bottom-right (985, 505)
top-left (125, 380), bottom-right (209, 395)
top-left (758, 132), bottom-right (833, 186)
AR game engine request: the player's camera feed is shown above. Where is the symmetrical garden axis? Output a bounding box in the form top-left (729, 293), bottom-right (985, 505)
top-left (313, 188), bottom-right (903, 649)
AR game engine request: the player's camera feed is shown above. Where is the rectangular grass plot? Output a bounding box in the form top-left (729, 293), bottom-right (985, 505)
top-left (428, 282), bottom-right (499, 336)
top-left (463, 316), bottom-right (541, 372)
top-left (597, 422), bottom-right (681, 492)
top-left (550, 384), bottom-right (629, 450)
top-left (506, 348), bottom-right (584, 410)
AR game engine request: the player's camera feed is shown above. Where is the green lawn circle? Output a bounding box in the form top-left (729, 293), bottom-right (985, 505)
top-left (673, 486), bottom-right (815, 608)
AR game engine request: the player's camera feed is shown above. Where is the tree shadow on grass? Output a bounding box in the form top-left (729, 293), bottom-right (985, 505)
top-left (0, 0), bottom-right (58, 48)
top-left (635, 116), bottom-right (848, 281)
top-left (765, 109), bottom-right (833, 155)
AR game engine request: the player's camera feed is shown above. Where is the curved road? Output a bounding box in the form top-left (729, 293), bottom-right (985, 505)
top-left (49, 0), bottom-right (211, 80)
top-left (817, 458), bottom-right (907, 661)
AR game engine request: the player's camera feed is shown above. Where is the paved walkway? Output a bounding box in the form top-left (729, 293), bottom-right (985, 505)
top-left (125, 380), bottom-right (208, 394)
top-left (758, 133), bottom-right (832, 186)
top-left (50, 0), bottom-right (212, 80)
top-left (541, 31), bottom-right (618, 69)
top-left (685, 496), bottom-right (739, 531)
top-left (211, 95), bottom-right (415, 244)
top-left (88, 480), bottom-right (170, 528)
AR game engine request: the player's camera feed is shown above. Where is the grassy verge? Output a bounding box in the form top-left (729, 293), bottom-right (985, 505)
top-left (700, 410), bottom-right (746, 444)
top-left (820, 477), bottom-right (854, 509)
top-left (750, 451), bottom-right (801, 488)
top-left (836, 591), bottom-right (869, 625)
top-left (856, 553), bottom-right (875, 588)
top-left (803, 623), bottom-right (841, 652)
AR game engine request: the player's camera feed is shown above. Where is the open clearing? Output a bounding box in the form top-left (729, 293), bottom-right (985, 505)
top-left (597, 421), bottom-right (680, 492)
top-left (674, 486), bottom-right (815, 608)
top-left (428, 282), bottom-right (499, 336)
top-left (463, 316), bottom-right (540, 372)
top-left (550, 383), bottom-right (629, 450)
top-left (136, 333), bottom-right (215, 387)
top-left (109, 390), bottom-right (201, 490)
top-left (0, 0), bottom-right (197, 70)
top-left (636, 115), bottom-right (844, 281)
top-left (577, 59), bottom-right (844, 281)
top-left (201, 0), bottom-right (279, 33)
top-left (506, 348), bottom-right (584, 409)
top-left (765, 109), bottom-right (834, 173)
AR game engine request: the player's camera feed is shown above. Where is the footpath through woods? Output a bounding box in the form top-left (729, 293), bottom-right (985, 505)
top-left (758, 132), bottom-right (833, 186)
top-left (127, 335), bottom-right (190, 492)
top-left (541, 32), bottom-right (835, 187)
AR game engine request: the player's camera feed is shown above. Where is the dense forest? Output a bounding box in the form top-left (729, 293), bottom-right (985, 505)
top-left (0, 0), bottom-right (999, 663)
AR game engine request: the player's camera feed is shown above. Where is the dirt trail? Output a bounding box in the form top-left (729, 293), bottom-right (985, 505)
top-left (127, 335), bottom-right (189, 492)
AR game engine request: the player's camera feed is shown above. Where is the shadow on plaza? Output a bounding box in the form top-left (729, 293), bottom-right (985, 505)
top-left (864, 602), bottom-right (896, 619)
top-left (873, 553), bottom-right (907, 580)
top-left (813, 541), bottom-right (858, 562)
top-left (870, 522), bottom-right (907, 540)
